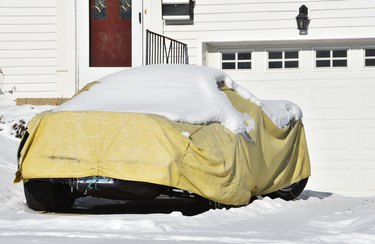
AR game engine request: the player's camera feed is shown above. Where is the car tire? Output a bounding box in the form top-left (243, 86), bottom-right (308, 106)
top-left (265, 177), bottom-right (308, 201)
top-left (24, 180), bottom-right (76, 212)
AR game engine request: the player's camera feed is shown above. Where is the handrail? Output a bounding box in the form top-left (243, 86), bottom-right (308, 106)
top-left (145, 29), bottom-right (189, 65)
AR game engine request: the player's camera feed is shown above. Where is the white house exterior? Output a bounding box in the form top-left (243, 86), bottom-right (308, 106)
top-left (1, 0), bottom-right (375, 197)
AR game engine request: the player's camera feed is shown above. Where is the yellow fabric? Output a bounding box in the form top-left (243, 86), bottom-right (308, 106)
top-left (15, 89), bottom-right (310, 206)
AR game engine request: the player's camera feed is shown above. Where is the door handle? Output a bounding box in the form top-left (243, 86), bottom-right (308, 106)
top-left (138, 12), bottom-right (142, 24)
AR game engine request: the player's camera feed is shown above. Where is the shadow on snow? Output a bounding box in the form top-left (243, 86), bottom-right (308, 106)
top-left (51, 190), bottom-right (333, 216)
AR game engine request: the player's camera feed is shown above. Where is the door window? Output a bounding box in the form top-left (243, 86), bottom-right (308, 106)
top-left (120, 0), bottom-right (131, 19)
top-left (93, 0), bottom-right (107, 19)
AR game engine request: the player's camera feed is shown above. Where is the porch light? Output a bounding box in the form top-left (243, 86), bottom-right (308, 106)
top-left (296, 5), bottom-right (310, 35)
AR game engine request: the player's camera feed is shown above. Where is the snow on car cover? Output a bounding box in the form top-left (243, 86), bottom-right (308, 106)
top-left (15, 64), bottom-right (311, 205)
top-left (53, 64), bottom-right (302, 130)
top-left (54, 64), bottom-right (260, 134)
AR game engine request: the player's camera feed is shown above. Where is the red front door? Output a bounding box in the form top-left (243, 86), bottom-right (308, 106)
top-left (89, 0), bottom-right (132, 67)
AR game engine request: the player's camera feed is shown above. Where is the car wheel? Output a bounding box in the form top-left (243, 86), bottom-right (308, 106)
top-left (24, 180), bottom-right (76, 212)
top-left (265, 178), bottom-right (308, 201)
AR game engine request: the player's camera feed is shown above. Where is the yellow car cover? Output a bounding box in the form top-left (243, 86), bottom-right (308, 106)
top-left (15, 89), bottom-right (311, 206)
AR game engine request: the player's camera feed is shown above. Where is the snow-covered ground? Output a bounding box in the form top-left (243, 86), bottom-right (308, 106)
top-left (1, 102), bottom-right (375, 243)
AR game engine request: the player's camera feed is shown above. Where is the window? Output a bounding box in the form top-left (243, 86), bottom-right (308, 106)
top-left (120, 0), bottom-right (132, 19)
top-left (221, 51), bottom-right (252, 70)
top-left (315, 49), bottom-right (348, 68)
top-left (364, 48), bottom-right (375, 67)
top-left (93, 0), bottom-right (107, 19)
top-left (267, 50), bottom-right (299, 69)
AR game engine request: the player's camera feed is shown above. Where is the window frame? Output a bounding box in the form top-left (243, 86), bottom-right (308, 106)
top-left (362, 46), bottom-right (375, 69)
top-left (265, 48), bottom-right (301, 71)
top-left (313, 47), bottom-right (350, 70)
top-left (219, 49), bottom-right (254, 71)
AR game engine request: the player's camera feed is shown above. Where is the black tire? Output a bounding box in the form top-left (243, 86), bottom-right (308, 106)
top-left (24, 180), bottom-right (76, 212)
top-left (265, 178), bottom-right (308, 201)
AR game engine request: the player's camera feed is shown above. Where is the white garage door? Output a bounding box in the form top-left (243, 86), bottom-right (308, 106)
top-left (207, 41), bottom-right (375, 197)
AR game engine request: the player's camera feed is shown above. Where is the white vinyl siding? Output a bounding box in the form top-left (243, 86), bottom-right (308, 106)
top-left (0, 0), bottom-right (58, 97)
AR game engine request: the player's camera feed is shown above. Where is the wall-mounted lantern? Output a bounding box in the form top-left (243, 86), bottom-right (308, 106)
top-left (296, 5), bottom-right (310, 35)
top-left (162, 0), bottom-right (195, 25)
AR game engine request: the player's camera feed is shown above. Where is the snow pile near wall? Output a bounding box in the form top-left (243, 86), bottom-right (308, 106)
top-left (0, 103), bottom-right (54, 139)
top-left (55, 64), bottom-right (302, 132)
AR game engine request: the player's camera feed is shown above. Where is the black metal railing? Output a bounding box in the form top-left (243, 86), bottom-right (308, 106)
top-left (145, 29), bottom-right (189, 65)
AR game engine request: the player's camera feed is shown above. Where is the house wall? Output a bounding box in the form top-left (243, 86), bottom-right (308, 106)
top-left (144, 0), bottom-right (163, 35)
top-left (0, 0), bottom-right (76, 99)
top-left (164, 0), bottom-right (375, 64)
top-left (1, 0), bottom-right (158, 99)
top-left (163, 0), bottom-right (375, 196)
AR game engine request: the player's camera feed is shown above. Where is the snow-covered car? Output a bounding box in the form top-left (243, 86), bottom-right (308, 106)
top-left (15, 65), bottom-right (311, 212)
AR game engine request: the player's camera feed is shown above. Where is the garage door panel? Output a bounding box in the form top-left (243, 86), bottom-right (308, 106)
top-left (309, 86), bottom-right (354, 120)
top-left (308, 166), bottom-right (351, 193)
top-left (304, 119), bottom-right (375, 160)
top-left (311, 87), bottom-right (351, 110)
top-left (306, 127), bottom-right (354, 161)
top-left (357, 124), bottom-right (375, 160)
top-left (364, 168), bottom-right (375, 193)
top-left (311, 127), bottom-right (350, 151)
top-left (361, 86), bottom-right (375, 110)
top-left (361, 127), bottom-right (375, 150)
top-left (310, 162), bottom-right (375, 196)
